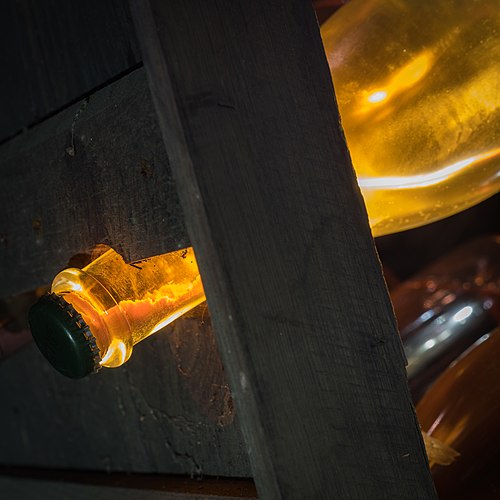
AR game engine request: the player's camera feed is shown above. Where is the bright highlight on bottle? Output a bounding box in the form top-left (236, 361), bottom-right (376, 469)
top-left (362, 52), bottom-right (433, 111)
top-left (452, 306), bottom-right (474, 323)
top-left (367, 91), bottom-right (387, 103)
top-left (358, 148), bottom-right (500, 190)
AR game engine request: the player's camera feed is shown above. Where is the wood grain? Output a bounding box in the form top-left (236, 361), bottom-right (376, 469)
top-left (0, 466), bottom-right (257, 498)
top-left (0, 0), bottom-right (141, 142)
top-left (0, 305), bottom-right (250, 477)
top-left (0, 68), bottom-right (188, 298)
top-left (131, 0), bottom-right (437, 498)
top-left (0, 477), bottom-right (257, 500)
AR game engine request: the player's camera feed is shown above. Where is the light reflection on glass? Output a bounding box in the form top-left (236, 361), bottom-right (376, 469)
top-left (358, 148), bottom-right (500, 190)
top-left (453, 306), bottom-right (473, 323)
top-left (367, 90), bottom-right (387, 103)
top-left (360, 52), bottom-right (433, 114)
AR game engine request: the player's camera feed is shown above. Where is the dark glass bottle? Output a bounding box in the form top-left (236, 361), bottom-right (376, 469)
top-left (416, 326), bottom-right (500, 499)
top-left (391, 235), bottom-right (500, 400)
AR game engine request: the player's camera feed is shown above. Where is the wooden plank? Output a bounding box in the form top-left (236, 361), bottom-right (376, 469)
top-left (0, 305), bottom-right (251, 476)
top-left (0, 0), bottom-right (141, 142)
top-left (131, 1), bottom-right (437, 498)
top-left (0, 477), bottom-right (257, 500)
top-left (0, 68), bottom-right (188, 298)
top-left (0, 468), bottom-right (256, 499)
top-left (0, 479), bottom-right (186, 500)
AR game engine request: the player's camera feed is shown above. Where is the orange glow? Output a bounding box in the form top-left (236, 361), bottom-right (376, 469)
top-left (422, 431), bottom-right (460, 467)
top-left (52, 247), bottom-right (205, 368)
top-left (359, 52), bottom-right (433, 113)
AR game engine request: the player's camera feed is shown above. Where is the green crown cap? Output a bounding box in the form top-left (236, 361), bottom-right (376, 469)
top-left (29, 293), bottom-right (101, 379)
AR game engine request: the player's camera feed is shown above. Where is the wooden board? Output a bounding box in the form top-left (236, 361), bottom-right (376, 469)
top-left (0, 68), bottom-right (188, 298)
top-left (131, 0), bottom-right (437, 498)
top-left (0, 305), bottom-right (251, 477)
top-left (0, 476), bottom-right (257, 500)
top-left (0, 0), bottom-right (141, 143)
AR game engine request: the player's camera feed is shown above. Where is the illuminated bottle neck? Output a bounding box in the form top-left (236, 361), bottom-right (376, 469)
top-left (52, 267), bottom-right (134, 367)
top-left (29, 246), bottom-right (207, 376)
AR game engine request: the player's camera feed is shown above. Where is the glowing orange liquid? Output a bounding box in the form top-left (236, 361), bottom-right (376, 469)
top-left (322, 0), bottom-right (500, 236)
top-left (51, 248), bottom-right (205, 368)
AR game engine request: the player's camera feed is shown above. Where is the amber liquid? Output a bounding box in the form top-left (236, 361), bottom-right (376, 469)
top-left (417, 326), bottom-right (500, 498)
top-left (51, 247), bottom-right (205, 368)
top-left (322, 0), bottom-right (500, 236)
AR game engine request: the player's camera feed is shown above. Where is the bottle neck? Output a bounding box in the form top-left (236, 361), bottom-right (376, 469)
top-left (51, 268), bottom-right (133, 367)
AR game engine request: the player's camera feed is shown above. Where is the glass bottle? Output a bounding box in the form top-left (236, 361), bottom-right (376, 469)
top-left (416, 326), bottom-right (500, 498)
top-left (391, 235), bottom-right (500, 401)
top-left (29, 247), bottom-right (205, 378)
top-left (321, 0), bottom-right (500, 236)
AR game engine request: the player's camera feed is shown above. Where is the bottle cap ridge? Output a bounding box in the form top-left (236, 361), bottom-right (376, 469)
top-left (28, 293), bottom-right (101, 378)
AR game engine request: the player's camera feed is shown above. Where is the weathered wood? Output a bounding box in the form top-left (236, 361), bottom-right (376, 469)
top-left (0, 0), bottom-right (141, 142)
top-left (0, 68), bottom-right (188, 298)
top-left (131, 0), bottom-right (437, 498)
top-left (0, 476), bottom-right (257, 500)
top-left (0, 305), bottom-right (250, 476)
